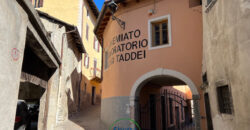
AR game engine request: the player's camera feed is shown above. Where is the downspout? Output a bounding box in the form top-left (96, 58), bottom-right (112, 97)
top-left (60, 27), bottom-right (77, 75)
top-left (56, 27), bottom-right (77, 125)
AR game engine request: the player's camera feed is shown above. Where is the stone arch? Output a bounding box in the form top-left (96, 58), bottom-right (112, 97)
top-left (130, 68), bottom-right (201, 130)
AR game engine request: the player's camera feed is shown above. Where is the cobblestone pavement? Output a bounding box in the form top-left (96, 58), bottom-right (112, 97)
top-left (56, 104), bottom-right (107, 130)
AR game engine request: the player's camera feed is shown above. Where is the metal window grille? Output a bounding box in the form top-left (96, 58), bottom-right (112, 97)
top-left (217, 85), bottom-right (233, 114)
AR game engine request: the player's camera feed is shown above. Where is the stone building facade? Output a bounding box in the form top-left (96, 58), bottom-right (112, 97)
top-left (0, 0), bottom-right (61, 129)
top-left (38, 11), bottom-right (85, 129)
top-left (202, 0), bottom-right (250, 130)
top-left (0, 0), bottom-right (85, 129)
top-left (33, 0), bottom-right (103, 108)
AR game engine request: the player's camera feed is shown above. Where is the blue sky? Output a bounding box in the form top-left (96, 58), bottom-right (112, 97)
top-left (93, 0), bottom-right (105, 11)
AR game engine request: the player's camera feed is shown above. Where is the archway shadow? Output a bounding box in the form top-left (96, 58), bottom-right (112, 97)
top-left (130, 68), bottom-right (201, 130)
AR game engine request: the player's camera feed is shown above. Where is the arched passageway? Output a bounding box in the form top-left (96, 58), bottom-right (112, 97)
top-left (130, 68), bottom-right (201, 130)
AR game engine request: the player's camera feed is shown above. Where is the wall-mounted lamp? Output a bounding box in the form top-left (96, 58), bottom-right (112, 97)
top-left (108, 0), bottom-right (126, 30)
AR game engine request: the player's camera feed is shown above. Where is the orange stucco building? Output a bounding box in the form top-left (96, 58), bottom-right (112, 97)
top-left (95, 0), bottom-right (205, 129)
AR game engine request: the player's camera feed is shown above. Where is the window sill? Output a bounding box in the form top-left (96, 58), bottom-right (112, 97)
top-left (221, 113), bottom-right (234, 121)
top-left (148, 44), bottom-right (172, 50)
top-left (205, 0), bottom-right (217, 13)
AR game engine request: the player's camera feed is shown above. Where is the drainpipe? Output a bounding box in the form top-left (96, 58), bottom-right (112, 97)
top-left (60, 27), bottom-right (77, 75)
top-left (56, 27), bottom-right (77, 125)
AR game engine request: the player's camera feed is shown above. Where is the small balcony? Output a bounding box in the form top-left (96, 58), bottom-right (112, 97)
top-left (89, 67), bottom-right (102, 83)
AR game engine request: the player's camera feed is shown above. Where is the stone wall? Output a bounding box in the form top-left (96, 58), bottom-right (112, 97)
top-left (202, 0), bottom-right (250, 129)
top-left (40, 17), bottom-right (82, 128)
top-left (0, 1), bottom-right (28, 129)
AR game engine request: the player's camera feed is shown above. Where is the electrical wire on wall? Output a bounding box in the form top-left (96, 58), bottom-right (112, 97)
top-left (149, 0), bottom-right (156, 15)
top-left (153, 0), bottom-right (156, 13)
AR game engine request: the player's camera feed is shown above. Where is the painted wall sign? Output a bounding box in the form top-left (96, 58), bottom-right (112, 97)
top-left (11, 48), bottom-right (20, 61)
top-left (106, 29), bottom-right (148, 68)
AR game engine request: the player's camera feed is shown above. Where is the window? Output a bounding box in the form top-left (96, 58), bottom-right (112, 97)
top-left (30, 0), bottom-right (43, 8)
top-left (93, 37), bottom-right (100, 52)
top-left (149, 15), bottom-right (171, 50)
top-left (152, 21), bottom-right (168, 46)
top-left (84, 54), bottom-right (89, 68)
top-left (92, 86), bottom-right (96, 105)
top-left (93, 59), bottom-right (97, 76)
top-left (104, 51), bottom-right (109, 70)
top-left (84, 83), bottom-right (87, 93)
top-left (48, 31), bottom-right (52, 38)
top-left (87, 9), bottom-right (90, 19)
top-left (217, 85), bottom-right (233, 114)
top-left (169, 98), bottom-right (174, 124)
top-left (86, 24), bottom-right (89, 40)
top-left (202, 72), bottom-right (209, 85)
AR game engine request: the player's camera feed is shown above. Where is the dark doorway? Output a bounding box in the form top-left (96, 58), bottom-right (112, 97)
top-left (204, 93), bottom-right (213, 130)
top-left (149, 94), bottom-right (156, 130)
top-left (15, 82), bottom-right (45, 130)
top-left (161, 96), bottom-right (167, 130)
top-left (175, 106), bottom-right (180, 129)
top-left (91, 86), bottom-right (96, 105)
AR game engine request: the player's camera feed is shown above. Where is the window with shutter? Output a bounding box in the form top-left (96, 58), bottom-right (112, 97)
top-left (86, 24), bottom-right (89, 40)
top-left (97, 42), bottom-right (100, 52)
top-left (87, 57), bottom-right (89, 68)
top-left (84, 54), bottom-right (89, 68)
top-left (93, 37), bottom-right (99, 52)
top-left (104, 51), bottom-right (109, 70)
top-left (30, 0), bottom-right (43, 8)
top-left (87, 9), bottom-right (90, 19)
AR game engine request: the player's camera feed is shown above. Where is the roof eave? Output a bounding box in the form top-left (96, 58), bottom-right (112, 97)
top-left (94, 0), bottom-right (127, 43)
top-left (37, 10), bottom-right (86, 53)
top-left (94, 2), bottom-right (109, 42)
top-left (86, 0), bottom-right (100, 19)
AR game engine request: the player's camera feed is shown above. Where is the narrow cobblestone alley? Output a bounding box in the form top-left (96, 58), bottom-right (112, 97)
top-left (57, 104), bottom-right (107, 130)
